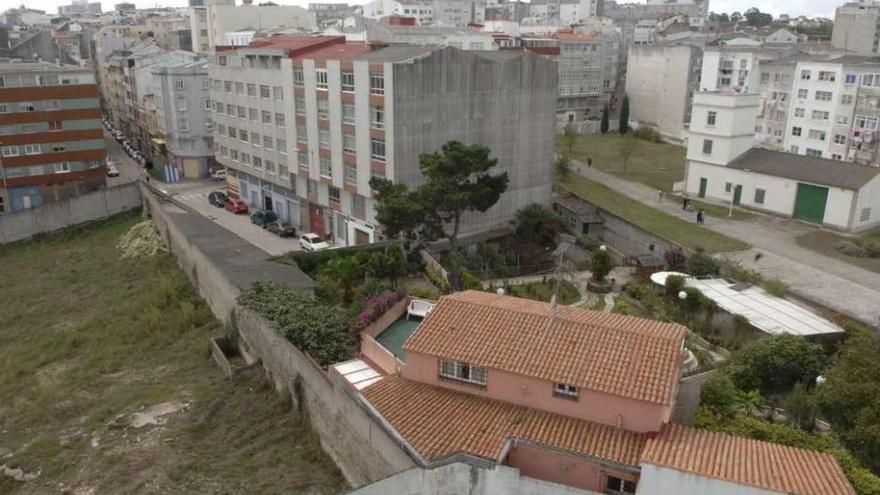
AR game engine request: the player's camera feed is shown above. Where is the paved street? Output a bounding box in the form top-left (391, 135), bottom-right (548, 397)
top-left (573, 163), bottom-right (880, 328)
top-left (103, 131), bottom-right (141, 186)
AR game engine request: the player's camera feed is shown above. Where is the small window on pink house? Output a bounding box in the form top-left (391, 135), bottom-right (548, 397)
top-left (605, 476), bottom-right (637, 494)
top-left (554, 383), bottom-right (579, 400)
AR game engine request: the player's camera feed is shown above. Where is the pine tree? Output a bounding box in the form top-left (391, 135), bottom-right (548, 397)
top-left (600, 105), bottom-right (610, 134)
top-left (619, 95), bottom-right (630, 135)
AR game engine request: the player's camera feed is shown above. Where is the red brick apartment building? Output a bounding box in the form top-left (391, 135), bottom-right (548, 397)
top-left (0, 61), bottom-right (107, 213)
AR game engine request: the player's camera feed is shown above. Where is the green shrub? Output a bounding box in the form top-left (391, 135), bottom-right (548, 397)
top-left (686, 251), bottom-right (720, 276)
top-left (577, 235), bottom-right (600, 252)
top-left (763, 278), bottom-right (788, 297)
top-left (700, 373), bottom-right (739, 415)
top-left (665, 275), bottom-right (686, 295)
top-left (516, 203), bottom-right (565, 246)
top-left (461, 270), bottom-right (483, 290)
top-left (633, 126), bottom-right (663, 143)
top-left (425, 264), bottom-right (451, 293)
top-left (591, 249), bottom-right (613, 282)
top-left (408, 285), bottom-right (441, 301)
top-left (726, 334), bottom-right (827, 394)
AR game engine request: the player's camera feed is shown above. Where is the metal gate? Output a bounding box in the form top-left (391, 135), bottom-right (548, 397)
top-left (793, 183), bottom-right (828, 224)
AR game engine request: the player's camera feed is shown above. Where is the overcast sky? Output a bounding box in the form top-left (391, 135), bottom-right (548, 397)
top-left (0, 0), bottom-right (842, 20)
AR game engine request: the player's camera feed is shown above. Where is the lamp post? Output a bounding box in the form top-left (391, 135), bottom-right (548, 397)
top-left (678, 291), bottom-right (688, 301)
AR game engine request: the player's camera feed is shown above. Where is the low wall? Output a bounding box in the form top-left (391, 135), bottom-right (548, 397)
top-left (0, 182), bottom-right (141, 244)
top-left (361, 334), bottom-right (402, 375)
top-left (141, 184), bottom-right (415, 487)
top-left (672, 369), bottom-right (717, 425)
top-left (363, 297), bottom-right (409, 339)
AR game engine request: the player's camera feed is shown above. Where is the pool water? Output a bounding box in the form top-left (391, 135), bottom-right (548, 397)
top-left (376, 317), bottom-right (421, 362)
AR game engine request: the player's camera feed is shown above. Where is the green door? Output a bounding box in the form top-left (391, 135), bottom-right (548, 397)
top-left (698, 178), bottom-right (708, 198)
top-left (793, 183), bottom-right (828, 224)
top-left (733, 185), bottom-right (742, 205)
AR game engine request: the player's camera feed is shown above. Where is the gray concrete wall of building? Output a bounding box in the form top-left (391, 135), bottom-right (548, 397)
top-left (832, 4), bottom-right (880, 55)
top-left (392, 48), bottom-right (558, 236)
top-left (0, 182), bottom-right (141, 244)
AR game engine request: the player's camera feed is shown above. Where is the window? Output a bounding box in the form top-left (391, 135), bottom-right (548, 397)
top-left (204, 98), bottom-right (212, 110)
top-left (341, 70), bottom-right (354, 92)
top-left (265, 159), bottom-right (275, 174)
top-left (239, 129), bottom-right (248, 142)
top-left (754, 188), bottom-right (765, 205)
top-left (811, 110), bottom-right (829, 120)
top-left (237, 105), bottom-right (246, 119)
top-left (253, 157), bottom-right (262, 169)
top-left (241, 152), bottom-right (251, 165)
top-left (320, 157), bottom-right (332, 177)
top-left (863, 74), bottom-right (880, 87)
top-left (797, 89), bottom-right (808, 99)
top-left (235, 82), bottom-right (244, 94)
top-left (2, 145), bottom-right (19, 156)
top-left (838, 115), bottom-right (849, 125)
top-left (371, 138), bottom-right (386, 160)
top-left (832, 153), bottom-right (843, 160)
top-left (175, 79), bottom-right (184, 90)
top-left (316, 69), bottom-right (328, 90)
top-left (352, 194), bottom-right (365, 213)
top-left (218, 55), bottom-right (227, 66)
top-left (706, 111), bottom-right (716, 126)
top-left (818, 70), bottom-right (836, 82)
top-left (701, 139), bottom-right (713, 155)
top-left (808, 129), bottom-right (826, 141)
top-left (369, 72), bottom-right (384, 95)
top-left (344, 164), bottom-right (357, 184)
top-left (297, 123), bottom-right (307, 141)
top-left (228, 126), bottom-right (237, 138)
top-left (24, 144), bottom-right (41, 155)
top-left (224, 81), bottom-right (232, 93)
top-left (806, 148), bottom-right (822, 157)
top-left (279, 161), bottom-right (288, 177)
top-left (225, 103), bottom-right (234, 115)
top-left (343, 102), bottom-right (355, 125)
top-left (329, 186), bottom-right (340, 204)
top-left (841, 94), bottom-right (854, 105)
top-left (605, 476), bottom-right (636, 494)
top-left (815, 91), bottom-right (833, 102)
top-left (262, 110), bottom-right (272, 124)
top-left (790, 145), bottom-right (799, 154)
top-left (343, 133), bottom-right (356, 153)
top-left (277, 138), bottom-right (287, 153)
top-left (275, 112), bottom-right (285, 127)
top-left (855, 115), bottom-right (879, 130)
top-left (724, 182), bottom-right (732, 193)
top-left (263, 135), bottom-right (274, 149)
top-left (371, 105), bottom-right (384, 129)
top-left (0, 104), bottom-right (8, 113)
top-left (259, 85), bottom-right (270, 99)
top-left (791, 126), bottom-right (802, 136)
top-left (293, 66), bottom-right (304, 86)
top-left (220, 145), bottom-right (228, 157)
top-left (249, 108), bottom-right (258, 121)
top-left (554, 383), bottom-right (578, 399)
top-left (861, 208), bottom-right (872, 222)
top-left (298, 150), bottom-right (309, 169)
top-left (794, 107), bottom-right (805, 118)
top-left (251, 131), bottom-right (260, 144)
top-left (49, 120), bottom-right (61, 131)
top-left (800, 69), bottom-right (811, 80)
top-left (21, 102), bottom-right (35, 112)
top-left (317, 99), bottom-right (329, 119)
top-left (846, 74), bottom-right (857, 84)
top-left (54, 162), bottom-right (70, 173)
top-left (439, 359), bottom-right (487, 386)
top-left (230, 149), bottom-right (239, 160)
top-left (247, 83), bottom-right (256, 97)
top-left (834, 134), bottom-right (846, 145)
top-left (46, 99), bottom-right (61, 110)
top-left (273, 86), bottom-right (283, 101)
top-left (295, 98), bottom-right (306, 116)
top-left (319, 128), bottom-right (330, 148)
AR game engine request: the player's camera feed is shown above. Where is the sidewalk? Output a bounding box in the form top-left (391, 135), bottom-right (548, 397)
top-left (573, 164), bottom-right (880, 328)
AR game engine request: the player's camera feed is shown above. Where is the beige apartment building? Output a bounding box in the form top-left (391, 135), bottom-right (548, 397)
top-left (209, 36), bottom-right (557, 246)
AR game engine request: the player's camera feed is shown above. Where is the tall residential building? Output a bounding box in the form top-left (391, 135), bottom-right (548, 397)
top-left (145, 16), bottom-right (193, 51)
top-left (190, 4), bottom-right (315, 54)
top-left (605, 0), bottom-right (707, 27)
top-left (831, 1), bottom-right (880, 55)
top-left (0, 62), bottom-right (106, 213)
top-left (361, 0), bottom-right (434, 25)
top-left (210, 36), bottom-right (556, 246)
top-left (58, 0), bottom-right (102, 15)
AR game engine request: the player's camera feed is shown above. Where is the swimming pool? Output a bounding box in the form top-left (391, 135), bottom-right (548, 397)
top-left (375, 316), bottom-right (420, 362)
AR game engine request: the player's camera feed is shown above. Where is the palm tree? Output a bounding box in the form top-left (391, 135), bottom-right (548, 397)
top-left (735, 389), bottom-right (766, 417)
top-left (320, 257), bottom-right (362, 305)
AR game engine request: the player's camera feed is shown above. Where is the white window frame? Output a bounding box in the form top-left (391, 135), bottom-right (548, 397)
top-left (316, 69), bottom-right (329, 90)
top-left (554, 383), bottom-right (579, 398)
top-left (23, 143), bottom-right (41, 155)
top-left (55, 162), bottom-right (70, 173)
top-left (439, 358), bottom-right (487, 386)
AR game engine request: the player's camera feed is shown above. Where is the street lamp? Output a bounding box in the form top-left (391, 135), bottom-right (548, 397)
top-left (678, 291), bottom-right (688, 301)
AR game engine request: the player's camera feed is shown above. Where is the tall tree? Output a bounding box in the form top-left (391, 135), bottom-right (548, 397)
top-left (600, 105), bottom-right (610, 134)
top-left (618, 95), bottom-right (630, 135)
top-left (744, 7), bottom-right (773, 27)
top-left (417, 141), bottom-right (509, 253)
top-left (561, 122), bottom-right (577, 155)
top-left (320, 256), bottom-right (363, 305)
top-left (616, 135), bottom-right (639, 172)
top-left (554, 154), bottom-right (572, 181)
top-left (369, 177), bottom-right (424, 245)
top-left (730, 11), bottom-right (742, 22)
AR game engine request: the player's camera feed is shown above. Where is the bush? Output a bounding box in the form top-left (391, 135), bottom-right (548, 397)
top-left (425, 263), bottom-right (451, 293)
top-left (238, 282), bottom-right (353, 366)
top-left (349, 290), bottom-right (404, 335)
top-left (763, 278), bottom-right (788, 297)
top-left (633, 126), bottom-right (663, 143)
top-left (725, 334), bottom-right (827, 394)
top-left (284, 244), bottom-right (386, 276)
top-left (686, 251), bottom-right (720, 276)
top-left (408, 285), bottom-right (441, 301)
top-left (700, 373), bottom-right (739, 415)
top-left (577, 235), bottom-right (601, 252)
top-left (784, 382), bottom-right (818, 432)
top-left (590, 249), bottom-right (613, 282)
top-left (516, 204), bottom-right (565, 247)
top-left (461, 270), bottom-right (483, 290)
top-left (721, 260), bottom-right (764, 285)
top-left (665, 274), bottom-right (686, 295)
top-left (664, 249), bottom-right (686, 270)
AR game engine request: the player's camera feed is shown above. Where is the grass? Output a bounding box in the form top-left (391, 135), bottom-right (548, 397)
top-left (560, 174), bottom-right (749, 254)
top-left (0, 210), bottom-right (347, 494)
top-left (505, 279), bottom-right (581, 305)
top-left (557, 133), bottom-right (686, 192)
top-left (796, 230), bottom-right (880, 275)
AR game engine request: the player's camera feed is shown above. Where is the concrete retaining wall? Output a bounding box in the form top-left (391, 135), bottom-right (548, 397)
top-left (0, 182), bottom-right (142, 244)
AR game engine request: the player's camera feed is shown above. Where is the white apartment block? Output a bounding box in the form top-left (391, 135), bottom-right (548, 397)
top-left (362, 0), bottom-right (434, 24)
top-left (209, 36), bottom-right (557, 246)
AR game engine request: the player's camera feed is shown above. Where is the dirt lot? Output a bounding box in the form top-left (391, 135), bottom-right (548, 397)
top-left (0, 210), bottom-right (347, 495)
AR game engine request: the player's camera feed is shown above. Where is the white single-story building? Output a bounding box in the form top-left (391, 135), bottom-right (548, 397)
top-left (686, 149), bottom-right (880, 232)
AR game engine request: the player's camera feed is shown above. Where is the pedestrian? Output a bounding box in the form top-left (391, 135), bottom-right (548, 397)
top-left (587, 156), bottom-right (593, 168)
top-left (682, 197), bottom-right (689, 210)
top-left (658, 190), bottom-right (663, 202)
top-left (697, 209), bottom-right (705, 225)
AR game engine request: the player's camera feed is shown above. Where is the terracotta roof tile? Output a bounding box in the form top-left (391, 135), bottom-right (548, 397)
top-left (641, 424), bottom-right (855, 495)
top-left (403, 291), bottom-right (686, 405)
top-left (363, 375), bottom-right (647, 466)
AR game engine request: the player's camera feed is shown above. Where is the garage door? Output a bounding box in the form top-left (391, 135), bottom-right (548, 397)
top-left (793, 183), bottom-right (828, 224)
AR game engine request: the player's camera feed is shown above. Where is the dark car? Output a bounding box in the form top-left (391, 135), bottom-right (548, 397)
top-left (265, 221), bottom-right (296, 238)
top-left (208, 191), bottom-right (228, 208)
top-left (250, 209), bottom-right (278, 227)
top-left (225, 198), bottom-right (249, 214)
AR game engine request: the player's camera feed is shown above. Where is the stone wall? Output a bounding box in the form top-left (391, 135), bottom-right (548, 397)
top-left (0, 182), bottom-right (141, 244)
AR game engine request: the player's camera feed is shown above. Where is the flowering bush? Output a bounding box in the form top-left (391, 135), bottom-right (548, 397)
top-left (349, 290), bottom-right (404, 334)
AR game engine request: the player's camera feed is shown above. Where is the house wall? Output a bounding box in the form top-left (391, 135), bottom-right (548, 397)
top-left (636, 464), bottom-right (783, 495)
top-left (506, 444), bottom-right (638, 493)
top-left (686, 92), bottom-right (761, 166)
top-left (401, 350), bottom-right (673, 433)
top-left (854, 175), bottom-right (880, 231)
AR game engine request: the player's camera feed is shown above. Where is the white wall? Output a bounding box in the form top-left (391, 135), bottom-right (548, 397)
top-left (854, 175), bottom-right (880, 231)
top-left (636, 464), bottom-right (783, 495)
top-left (686, 93), bottom-right (761, 165)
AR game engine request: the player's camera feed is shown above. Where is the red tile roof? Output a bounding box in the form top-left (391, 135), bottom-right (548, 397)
top-left (290, 43), bottom-right (372, 62)
top-left (245, 35), bottom-right (343, 53)
top-left (363, 375), bottom-right (647, 466)
top-left (641, 424), bottom-right (856, 495)
top-left (403, 291), bottom-right (686, 405)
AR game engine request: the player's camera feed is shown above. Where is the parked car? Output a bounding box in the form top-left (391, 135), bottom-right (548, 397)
top-left (224, 198), bottom-right (248, 214)
top-left (208, 191), bottom-right (228, 208)
top-left (114, 130), bottom-right (124, 141)
top-left (210, 168), bottom-right (227, 181)
top-left (106, 161), bottom-right (120, 177)
top-left (299, 233), bottom-right (330, 252)
top-left (265, 221), bottom-right (296, 238)
top-left (250, 209), bottom-right (278, 227)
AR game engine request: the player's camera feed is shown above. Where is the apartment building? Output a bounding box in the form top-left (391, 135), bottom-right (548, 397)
top-left (364, 24), bottom-right (497, 50)
top-left (605, 0), bottom-right (707, 27)
top-left (144, 15), bottom-right (192, 51)
top-left (431, 0), bottom-right (486, 26)
top-left (190, 1), bottom-right (315, 54)
top-left (0, 62), bottom-right (106, 213)
top-left (754, 56), bottom-right (797, 151)
top-left (210, 36), bottom-right (556, 246)
top-left (346, 290), bottom-right (856, 494)
top-left (152, 60), bottom-right (214, 177)
top-left (361, 0), bottom-right (434, 25)
top-left (832, 1), bottom-right (880, 55)
top-left (528, 0), bottom-right (602, 24)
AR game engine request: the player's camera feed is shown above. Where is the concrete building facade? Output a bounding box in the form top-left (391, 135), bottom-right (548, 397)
top-left (210, 36), bottom-right (556, 245)
top-left (0, 62), bottom-right (106, 213)
top-left (832, 1), bottom-right (880, 55)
